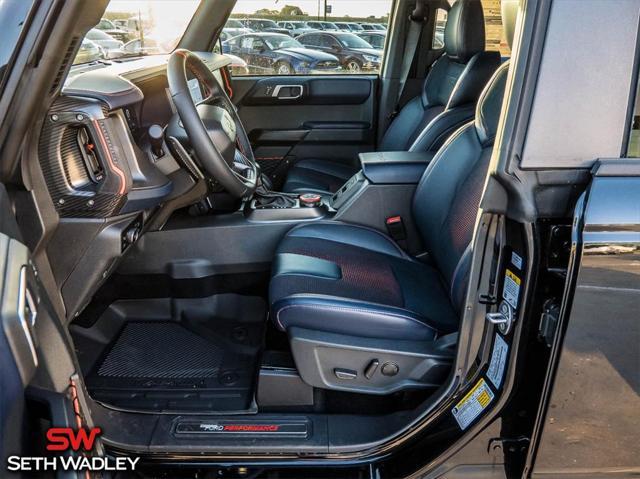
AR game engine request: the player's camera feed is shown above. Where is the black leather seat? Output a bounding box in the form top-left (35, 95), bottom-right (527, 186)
top-left (282, 0), bottom-right (501, 194)
top-left (269, 60), bottom-right (510, 393)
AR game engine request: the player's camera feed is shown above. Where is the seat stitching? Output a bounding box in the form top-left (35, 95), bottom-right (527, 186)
top-left (274, 302), bottom-right (437, 334)
top-left (288, 221), bottom-right (411, 259)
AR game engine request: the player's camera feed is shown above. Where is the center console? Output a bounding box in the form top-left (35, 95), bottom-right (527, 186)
top-left (246, 191), bottom-right (331, 222)
top-left (331, 150), bottom-right (435, 210)
top-left (246, 150), bottom-right (436, 223)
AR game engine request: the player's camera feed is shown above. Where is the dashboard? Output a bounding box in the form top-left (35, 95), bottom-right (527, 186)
top-left (38, 53), bottom-right (230, 320)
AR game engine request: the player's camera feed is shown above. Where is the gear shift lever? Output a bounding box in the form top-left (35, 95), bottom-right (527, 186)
top-left (148, 124), bottom-right (165, 157)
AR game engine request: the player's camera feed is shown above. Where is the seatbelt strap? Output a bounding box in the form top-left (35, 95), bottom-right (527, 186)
top-left (390, 1), bottom-right (428, 120)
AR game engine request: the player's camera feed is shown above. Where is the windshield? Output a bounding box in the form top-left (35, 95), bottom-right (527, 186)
top-left (264, 36), bottom-right (302, 50)
top-left (336, 33), bottom-right (372, 49)
top-left (73, 0), bottom-right (200, 65)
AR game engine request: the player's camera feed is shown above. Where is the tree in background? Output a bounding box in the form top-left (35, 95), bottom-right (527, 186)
top-left (280, 5), bottom-right (305, 16)
top-left (255, 8), bottom-right (279, 15)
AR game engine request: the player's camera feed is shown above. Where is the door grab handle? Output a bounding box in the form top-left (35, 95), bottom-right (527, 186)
top-left (272, 84), bottom-right (303, 100)
top-left (18, 266), bottom-right (38, 366)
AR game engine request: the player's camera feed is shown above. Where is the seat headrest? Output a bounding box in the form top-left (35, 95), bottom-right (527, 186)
top-left (501, 0), bottom-right (519, 50)
top-left (444, 0), bottom-right (486, 63)
top-left (474, 61), bottom-right (509, 145)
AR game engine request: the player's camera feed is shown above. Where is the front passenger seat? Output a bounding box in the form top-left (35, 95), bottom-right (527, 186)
top-left (282, 0), bottom-right (501, 194)
top-left (269, 59), bottom-right (511, 394)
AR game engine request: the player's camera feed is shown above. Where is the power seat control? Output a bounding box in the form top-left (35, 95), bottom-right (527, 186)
top-left (381, 362), bottom-right (399, 377)
top-left (486, 300), bottom-right (515, 335)
top-left (364, 359), bottom-right (380, 379)
top-left (334, 368), bottom-right (357, 380)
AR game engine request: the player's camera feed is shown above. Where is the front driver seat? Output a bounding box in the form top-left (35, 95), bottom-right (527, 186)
top-left (269, 60), bottom-right (510, 394)
top-left (281, 0), bottom-right (501, 194)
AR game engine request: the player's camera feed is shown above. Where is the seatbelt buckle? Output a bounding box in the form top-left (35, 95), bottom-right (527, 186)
top-left (386, 216), bottom-right (407, 242)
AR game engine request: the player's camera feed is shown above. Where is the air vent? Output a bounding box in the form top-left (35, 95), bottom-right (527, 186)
top-left (49, 37), bottom-right (79, 94)
top-left (76, 126), bottom-right (104, 183)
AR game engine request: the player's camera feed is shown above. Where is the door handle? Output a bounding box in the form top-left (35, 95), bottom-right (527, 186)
top-left (272, 84), bottom-right (303, 100)
top-left (18, 266), bottom-right (38, 366)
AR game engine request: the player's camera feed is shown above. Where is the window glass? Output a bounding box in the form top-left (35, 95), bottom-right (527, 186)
top-left (481, 0), bottom-right (511, 56)
top-left (225, 0), bottom-right (392, 75)
top-left (432, 8), bottom-right (447, 49)
top-left (319, 35), bottom-right (337, 48)
top-left (627, 84), bottom-right (640, 157)
top-left (0, 0), bottom-right (34, 91)
top-left (336, 32), bottom-right (371, 49)
top-left (72, 0), bottom-right (200, 65)
top-left (264, 35), bottom-right (302, 50)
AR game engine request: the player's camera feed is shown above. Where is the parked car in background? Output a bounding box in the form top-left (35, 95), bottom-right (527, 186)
top-left (112, 19), bottom-right (127, 30)
top-left (305, 21), bottom-right (339, 31)
top-left (241, 18), bottom-right (290, 36)
top-left (333, 22), bottom-right (353, 31)
top-left (85, 28), bottom-right (123, 58)
top-left (357, 31), bottom-right (386, 50)
top-left (73, 38), bottom-right (104, 64)
top-left (224, 19), bottom-right (252, 39)
top-left (95, 18), bottom-right (130, 42)
top-left (297, 31), bottom-right (381, 72)
top-left (277, 21), bottom-right (316, 37)
top-left (339, 22), bottom-right (364, 32)
top-left (121, 37), bottom-right (163, 56)
top-left (222, 32), bottom-right (340, 75)
top-left (359, 23), bottom-right (379, 31)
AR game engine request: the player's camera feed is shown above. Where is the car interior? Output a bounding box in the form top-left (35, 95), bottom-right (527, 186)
top-left (8, 0), bottom-right (546, 461)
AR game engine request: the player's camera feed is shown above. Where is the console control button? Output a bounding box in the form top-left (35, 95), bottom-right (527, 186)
top-left (299, 193), bottom-right (322, 208)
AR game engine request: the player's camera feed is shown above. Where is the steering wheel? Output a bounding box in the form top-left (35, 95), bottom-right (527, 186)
top-left (166, 49), bottom-right (258, 198)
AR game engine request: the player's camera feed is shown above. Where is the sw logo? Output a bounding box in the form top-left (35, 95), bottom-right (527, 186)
top-left (46, 427), bottom-right (102, 451)
top-left (6, 426), bottom-right (139, 472)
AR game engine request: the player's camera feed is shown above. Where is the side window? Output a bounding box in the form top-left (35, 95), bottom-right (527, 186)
top-left (321, 36), bottom-right (338, 49)
top-left (627, 83), bottom-right (640, 157)
top-left (0, 0), bottom-right (34, 92)
top-left (240, 37), bottom-right (255, 50)
top-left (302, 34), bottom-right (318, 46)
top-left (482, 0), bottom-right (512, 56)
top-left (225, 0), bottom-right (392, 76)
top-left (432, 8), bottom-right (447, 49)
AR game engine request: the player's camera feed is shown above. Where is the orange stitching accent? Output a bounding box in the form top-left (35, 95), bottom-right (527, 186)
top-left (221, 67), bottom-right (233, 98)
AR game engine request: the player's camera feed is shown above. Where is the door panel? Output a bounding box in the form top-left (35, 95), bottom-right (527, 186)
top-left (0, 184), bottom-right (38, 466)
top-left (232, 75), bottom-right (377, 184)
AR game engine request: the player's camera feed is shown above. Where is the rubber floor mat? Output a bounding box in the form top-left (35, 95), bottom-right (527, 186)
top-left (97, 322), bottom-right (224, 379)
top-left (85, 297), bottom-right (266, 414)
